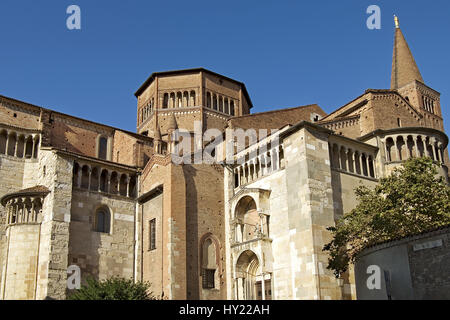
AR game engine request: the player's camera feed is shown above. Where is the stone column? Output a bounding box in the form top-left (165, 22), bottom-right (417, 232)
top-left (106, 171), bottom-right (111, 193)
top-left (97, 170), bottom-right (102, 192)
top-left (126, 175), bottom-right (131, 197)
top-left (413, 135), bottom-right (419, 157)
top-left (14, 136), bottom-right (19, 157)
top-left (273, 148), bottom-right (279, 171)
top-left (5, 131), bottom-right (9, 155)
top-left (87, 167), bottom-right (92, 191)
top-left (365, 155), bottom-right (370, 177)
top-left (394, 136), bottom-right (401, 161)
top-left (424, 138), bottom-right (430, 157)
top-left (383, 139), bottom-right (389, 162)
top-left (32, 135), bottom-right (37, 158)
top-left (430, 138), bottom-right (437, 161)
top-left (7, 201), bottom-right (12, 224)
top-left (261, 273), bottom-right (266, 300)
top-left (76, 166), bottom-right (82, 188)
top-left (438, 143), bottom-right (444, 164)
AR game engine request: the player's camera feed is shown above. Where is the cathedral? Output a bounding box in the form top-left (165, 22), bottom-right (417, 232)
top-left (0, 18), bottom-right (448, 300)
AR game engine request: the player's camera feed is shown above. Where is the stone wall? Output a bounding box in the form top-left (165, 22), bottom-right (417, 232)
top-left (282, 127), bottom-right (342, 299)
top-left (355, 227), bottom-right (450, 300)
top-left (0, 156), bottom-right (26, 294)
top-left (1, 224), bottom-right (40, 300)
top-left (68, 189), bottom-right (135, 284)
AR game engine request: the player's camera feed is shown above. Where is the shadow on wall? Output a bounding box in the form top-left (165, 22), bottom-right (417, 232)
top-left (183, 165), bottom-right (199, 299)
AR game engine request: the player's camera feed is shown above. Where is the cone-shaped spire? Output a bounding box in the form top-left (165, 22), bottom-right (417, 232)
top-left (154, 125), bottom-right (161, 140)
top-left (167, 113), bottom-right (177, 131)
top-left (390, 16), bottom-right (424, 89)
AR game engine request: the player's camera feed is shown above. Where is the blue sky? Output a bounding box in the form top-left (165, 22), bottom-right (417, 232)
top-left (1, 0), bottom-right (449, 134)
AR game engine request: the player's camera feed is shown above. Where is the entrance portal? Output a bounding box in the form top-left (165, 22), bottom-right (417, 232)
top-left (235, 250), bottom-right (272, 300)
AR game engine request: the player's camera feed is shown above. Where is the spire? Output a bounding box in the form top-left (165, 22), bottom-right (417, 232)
top-left (391, 15), bottom-right (424, 89)
top-left (167, 113), bottom-right (177, 131)
top-left (154, 125), bottom-right (161, 141)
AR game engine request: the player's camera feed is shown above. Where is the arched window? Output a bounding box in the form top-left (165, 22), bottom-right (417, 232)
top-left (163, 93), bottom-right (169, 109)
top-left (206, 92), bottom-right (211, 108)
top-left (0, 130), bottom-right (7, 154)
top-left (98, 136), bottom-right (108, 160)
top-left (95, 207), bottom-right (111, 233)
top-left (201, 238), bottom-right (217, 289)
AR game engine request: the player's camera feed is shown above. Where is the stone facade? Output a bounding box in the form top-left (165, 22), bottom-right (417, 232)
top-left (0, 22), bottom-right (448, 300)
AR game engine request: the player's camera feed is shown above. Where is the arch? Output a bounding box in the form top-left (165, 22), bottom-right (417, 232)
top-left (361, 153), bottom-right (368, 176)
top-left (72, 162), bottom-right (81, 187)
top-left (33, 136), bottom-right (40, 158)
top-left (163, 93), bottom-right (169, 108)
top-left (16, 135), bottom-right (25, 158)
top-left (0, 130), bottom-right (7, 154)
top-left (213, 94), bottom-right (218, 110)
top-left (169, 92), bottom-right (175, 108)
top-left (347, 149), bottom-right (354, 173)
top-left (385, 137), bottom-right (395, 162)
top-left (200, 234), bottom-right (220, 289)
top-left (279, 146), bottom-right (285, 169)
top-left (235, 250), bottom-right (261, 300)
top-left (224, 98), bottom-right (229, 114)
top-left (417, 136), bottom-right (425, 157)
top-left (91, 167), bottom-right (100, 191)
top-left (183, 91), bottom-right (189, 107)
top-left (190, 90), bottom-right (196, 106)
top-left (176, 92), bottom-right (183, 108)
top-left (425, 137), bottom-right (434, 160)
top-left (397, 136), bottom-right (407, 161)
top-left (406, 135), bottom-right (415, 158)
top-left (354, 151), bottom-right (361, 175)
top-left (368, 155), bottom-right (375, 178)
top-left (219, 96), bottom-right (224, 113)
top-left (119, 174), bottom-right (128, 196)
top-left (100, 169), bottom-right (108, 192)
top-left (24, 136), bottom-right (33, 158)
top-left (129, 175), bottom-right (137, 198)
top-left (81, 165), bottom-right (90, 189)
top-left (234, 196), bottom-right (261, 242)
top-left (110, 172), bottom-right (119, 194)
top-left (7, 132), bottom-right (16, 156)
top-left (94, 206), bottom-right (111, 233)
top-left (206, 92), bottom-right (211, 108)
top-left (230, 100), bottom-right (235, 116)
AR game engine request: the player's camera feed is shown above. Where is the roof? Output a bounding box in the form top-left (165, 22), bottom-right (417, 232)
top-left (1, 185), bottom-right (50, 206)
top-left (0, 94), bottom-right (153, 143)
top-left (228, 104), bottom-right (326, 131)
top-left (391, 22), bottom-right (424, 89)
top-left (134, 68), bottom-right (254, 109)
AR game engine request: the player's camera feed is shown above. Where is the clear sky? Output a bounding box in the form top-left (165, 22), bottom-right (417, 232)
top-left (1, 0), bottom-right (449, 134)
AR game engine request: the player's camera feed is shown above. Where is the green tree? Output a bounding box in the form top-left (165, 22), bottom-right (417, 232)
top-left (69, 276), bottom-right (156, 300)
top-left (323, 157), bottom-right (450, 278)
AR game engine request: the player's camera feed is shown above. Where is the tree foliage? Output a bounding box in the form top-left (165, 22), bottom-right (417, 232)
top-left (323, 157), bottom-right (450, 278)
top-left (69, 276), bottom-right (156, 300)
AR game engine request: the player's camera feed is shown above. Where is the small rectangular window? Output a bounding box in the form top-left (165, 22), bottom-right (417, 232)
top-left (149, 218), bottom-right (156, 250)
top-left (202, 269), bottom-right (215, 289)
